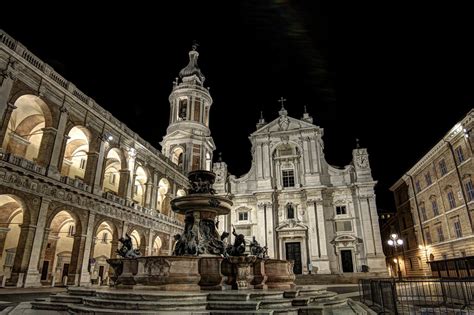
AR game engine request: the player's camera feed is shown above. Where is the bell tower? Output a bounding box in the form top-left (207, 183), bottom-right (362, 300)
top-left (161, 43), bottom-right (215, 174)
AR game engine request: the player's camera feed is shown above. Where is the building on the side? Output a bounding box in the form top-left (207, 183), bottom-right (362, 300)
top-left (0, 30), bottom-right (188, 287)
top-left (213, 103), bottom-right (387, 275)
top-left (390, 109), bottom-right (474, 277)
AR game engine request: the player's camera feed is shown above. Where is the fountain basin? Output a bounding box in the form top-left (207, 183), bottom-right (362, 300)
top-left (171, 194), bottom-right (232, 215)
top-left (107, 256), bottom-right (201, 291)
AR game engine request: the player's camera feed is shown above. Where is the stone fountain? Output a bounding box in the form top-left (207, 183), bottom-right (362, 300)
top-left (105, 169), bottom-right (296, 291)
top-left (30, 170), bottom-right (367, 314)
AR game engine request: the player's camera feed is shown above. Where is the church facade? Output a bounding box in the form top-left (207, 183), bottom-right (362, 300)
top-left (161, 44), bottom-right (386, 275)
top-left (212, 108), bottom-right (386, 274)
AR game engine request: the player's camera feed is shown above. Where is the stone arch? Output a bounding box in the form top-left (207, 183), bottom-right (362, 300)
top-left (102, 147), bottom-right (127, 194)
top-left (0, 194), bottom-right (28, 282)
top-left (132, 164), bottom-right (150, 206)
top-left (91, 218), bottom-right (120, 284)
top-left (127, 228), bottom-right (147, 254)
top-left (151, 234), bottom-right (162, 256)
top-left (157, 177), bottom-right (170, 212)
top-left (60, 125), bottom-right (91, 180)
top-left (171, 146), bottom-right (184, 168)
top-left (2, 94), bottom-right (54, 161)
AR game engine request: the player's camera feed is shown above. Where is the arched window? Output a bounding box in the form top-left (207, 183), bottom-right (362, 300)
top-left (171, 147), bottom-right (184, 168)
top-left (61, 126), bottom-right (90, 180)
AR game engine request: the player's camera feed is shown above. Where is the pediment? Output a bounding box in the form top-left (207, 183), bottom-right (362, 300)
top-left (276, 220), bottom-right (308, 231)
top-left (252, 115), bottom-right (318, 136)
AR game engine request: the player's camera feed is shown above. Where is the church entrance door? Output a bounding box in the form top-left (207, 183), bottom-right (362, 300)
top-left (341, 250), bottom-right (354, 272)
top-left (285, 242), bottom-right (302, 274)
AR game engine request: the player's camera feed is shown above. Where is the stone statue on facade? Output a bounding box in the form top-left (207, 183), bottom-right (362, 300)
top-left (117, 233), bottom-right (141, 258)
top-left (249, 236), bottom-right (268, 259)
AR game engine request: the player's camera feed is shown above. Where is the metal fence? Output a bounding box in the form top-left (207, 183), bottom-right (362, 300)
top-left (359, 278), bottom-right (474, 314)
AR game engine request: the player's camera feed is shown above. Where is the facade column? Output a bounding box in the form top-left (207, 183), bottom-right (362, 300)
top-left (150, 172), bottom-right (159, 210)
top-left (118, 170), bottom-right (130, 198)
top-left (0, 103), bottom-right (16, 147)
top-left (35, 127), bottom-right (57, 167)
top-left (47, 107), bottom-right (69, 178)
top-left (126, 157), bottom-right (136, 201)
top-left (0, 68), bottom-right (15, 128)
top-left (146, 229), bottom-right (153, 256)
top-left (144, 182), bottom-right (153, 208)
top-left (82, 137), bottom-right (106, 195)
top-left (13, 197), bottom-right (52, 287)
top-left (263, 142), bottom-right (270, 178)
top-left (37, 228), bottom-right (51, 275)
top-left (314, 200), bottom-right (330, 273)
top-left (68, 211), bottom-right (96, 286)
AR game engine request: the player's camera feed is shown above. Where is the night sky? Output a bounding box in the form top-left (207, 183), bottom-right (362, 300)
top-left (2, 2), bottom-right (473, 211)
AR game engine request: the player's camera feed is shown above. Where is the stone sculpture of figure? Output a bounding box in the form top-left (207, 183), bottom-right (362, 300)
top-left (226, 227), bottom-right (246, 256)
top-left (250, 236), bottom-right (269, 259)
top-left (117, 233), bottom-right (141, 258)
top-left (172, 234), bottom-right (185, 256)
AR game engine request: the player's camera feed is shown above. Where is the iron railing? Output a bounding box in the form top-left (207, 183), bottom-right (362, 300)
top-left (360, 278), bottom-right (474, 314)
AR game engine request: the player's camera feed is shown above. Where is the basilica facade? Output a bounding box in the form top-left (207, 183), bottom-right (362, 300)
top-left (211, 107), bottom-right (386, 274)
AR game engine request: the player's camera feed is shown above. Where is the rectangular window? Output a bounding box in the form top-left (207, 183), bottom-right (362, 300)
top-left (336, 206), bottom-right (347, 215)
top-left (436, 225), bottom-right (444, 242)
top-left (465, 180), bottom-right (474, 201)
top-left (282, 170), bottom-right (295, 188)
top-left (402, 217), bottom-right (407, 229)
top-left (415, 180), bottom-right (421, 193)
top-left (447, 191), bottom-right (456, 208)
top-left (425, 172), bottom-right (432, 186)
top-left (439, 159), bottom-right (448, 176)
top-left (102, 232), bottom-right (108, 243)
top-left (109, 173), bottom-right (116, 185)
top-left (420, 204), bottom-right (427, 221)
top-left (432, 199), bottom-right (439, 216)
top-left (335, 221), bottom-right (352, 232)
top-left (425, 229), bottom-right (432, 245)
top-left (454, 220), bottom-right (463, 238)
top-left (417, 257), bottom-right (423, 270)
top-left (238, 212), bottom-right (248, 221)
top-left (80, 158), bottom-right (86, 169)
top-left (134, 184), bottom-right (139, 195)
top-left (408, 258), bottom-right (413, 269)
top-left (456, 146), bottom-right (465, 163)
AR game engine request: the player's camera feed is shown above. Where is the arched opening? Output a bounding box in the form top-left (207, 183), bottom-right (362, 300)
top-left (129, 230), bottom-right (141, 250)
top-left (0, 195), bottom-right (25, 283)
top-left (205, 152), bottom-right (212, 171)
top-left (171, 147), bottom-right (184, 169)
top-left (102, 148), bottom-right (123, 194)
top-left (133, 165), bottom-right (148, 206)
top-left (152, 235), bottom-right (162, 256)
top-left (44, 210), bottom-right (78, 286)
top-left (61, 126), bottom-right (90, 180)
top-left (157, 178), bottom-right (170, 212)
top-left (2, 94), bottom-right (51, 162)
top-left (91, 221), bottom-right (118, 285)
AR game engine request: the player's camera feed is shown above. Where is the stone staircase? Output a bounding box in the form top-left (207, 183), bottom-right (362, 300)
top-left (30, 286), bottom-right (370, 314)
top-left (295, 273), bottom-right (389, 285)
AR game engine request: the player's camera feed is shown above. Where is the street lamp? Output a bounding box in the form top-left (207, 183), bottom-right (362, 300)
top-left (387, 233), bottom-right (404, 280)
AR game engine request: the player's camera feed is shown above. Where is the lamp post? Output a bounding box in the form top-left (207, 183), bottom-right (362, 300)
top-left (388, 233), bottom-right (404, 280)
